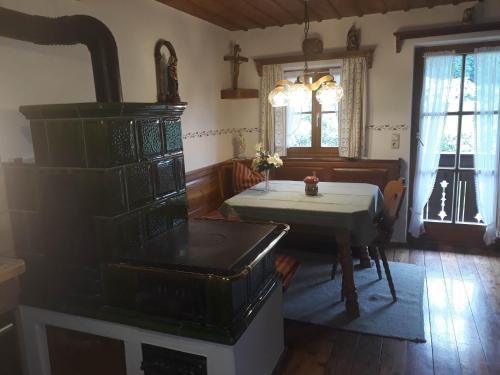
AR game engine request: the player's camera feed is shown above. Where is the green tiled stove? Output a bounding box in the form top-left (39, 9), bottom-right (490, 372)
top-left (4, 102), bottom-right (288, 344)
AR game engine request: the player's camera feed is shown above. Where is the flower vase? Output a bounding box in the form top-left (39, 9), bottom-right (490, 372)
top-left (264, 169), bottom-right (270, 192)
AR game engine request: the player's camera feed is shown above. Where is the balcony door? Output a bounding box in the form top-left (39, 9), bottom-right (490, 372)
top-left (409, 42), bottom-right (500, 246)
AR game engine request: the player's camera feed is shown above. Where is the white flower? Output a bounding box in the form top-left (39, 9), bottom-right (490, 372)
top-left (273, 153), bottom-right (283, 166)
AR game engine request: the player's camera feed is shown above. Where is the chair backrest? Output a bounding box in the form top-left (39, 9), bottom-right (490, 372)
top-left (382, 178), bottom-right (406, 229)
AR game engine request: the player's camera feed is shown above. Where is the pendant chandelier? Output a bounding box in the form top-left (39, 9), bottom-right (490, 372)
top-left (268, 0), bottom-right (343, 108)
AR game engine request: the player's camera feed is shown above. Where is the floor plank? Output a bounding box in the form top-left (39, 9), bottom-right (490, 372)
top-left (350, 334), bottom-right (383, 375)
top-left (456, 254), bottom-right (500, 374)
top-left (281, 322), bottom-right (336, 375)
top-left (423, 251), bottom-right (462, 375)
top-left (406, 249), bottom-right (434, 375)
top-left (325, 331), bottom-right (359, 375)
top-left (439, 252), bottom-right (490, 375)
top-left (380, 338), bottom-right (407, 375)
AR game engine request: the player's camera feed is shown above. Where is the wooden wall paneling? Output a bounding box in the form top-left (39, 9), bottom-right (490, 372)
top-left (186, 157), bottom-right (401, 219)
top-left (273, 165), bottom-right (330, 181)
top-left (185, 162), bottom-right (226, 218)
top-left (331, 168), bottom-right (389, 190)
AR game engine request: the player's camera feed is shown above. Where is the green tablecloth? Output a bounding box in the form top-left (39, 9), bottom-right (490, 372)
top-left (220, 180), bottom-right (384, 246)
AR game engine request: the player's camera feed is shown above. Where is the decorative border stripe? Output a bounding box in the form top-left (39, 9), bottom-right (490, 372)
top-left (183, 127), bottom-right (259, 139)
top-left (368, 124), bottom-right (408, 131)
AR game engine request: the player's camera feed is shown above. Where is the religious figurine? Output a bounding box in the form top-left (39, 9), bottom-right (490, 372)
top-left (224, 43), bottom-right (249, 90)
top-left (233, 130), bottom-right (246, 158)
top-left (154, 39), bottom-right (181, 103)
top-left (462, 7), bottom-right (475, 24)
top-left (346, 24), bottom-right (361, 51)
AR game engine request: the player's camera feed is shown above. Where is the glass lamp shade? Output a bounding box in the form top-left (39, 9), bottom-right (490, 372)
top-left (316, 81), bottom-right (344, 106)
top-left (268, 86), bottom-right (289, 107)
top-left (288, 82), bottom-right (311, 107)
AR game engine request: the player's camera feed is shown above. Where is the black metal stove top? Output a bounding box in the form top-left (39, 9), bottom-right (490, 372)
top-left (117, 219), bottom-right (278, 274)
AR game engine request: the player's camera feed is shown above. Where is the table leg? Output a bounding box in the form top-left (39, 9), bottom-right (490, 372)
top-left (335, 228), bottom-right (360, 317)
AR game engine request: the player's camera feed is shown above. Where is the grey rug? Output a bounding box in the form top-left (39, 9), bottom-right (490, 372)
top-left (282, 252), bottom-right (426, 342)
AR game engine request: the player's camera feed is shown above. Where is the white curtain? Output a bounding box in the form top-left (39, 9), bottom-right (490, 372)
top-left (409, 52), bottom-right (455, 238)
top-left (339, 57), bottom-right (368, 158)
top-left (260, 65), bottom-right (286, 155)
top-left (474, 48), bottom-right (500, 245)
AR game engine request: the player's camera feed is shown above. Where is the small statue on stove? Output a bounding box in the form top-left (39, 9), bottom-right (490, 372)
top-left (304, 171), bottom-right (319, 196)
top-left (154, 39), bottom-right (181, 103)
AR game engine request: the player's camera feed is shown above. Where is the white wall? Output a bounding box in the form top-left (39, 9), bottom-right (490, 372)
top-left (232, 0), bottom-right (500, 241)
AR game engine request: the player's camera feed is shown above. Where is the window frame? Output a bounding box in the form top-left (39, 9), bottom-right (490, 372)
top-left (285, 69), bottom-right (341, 157)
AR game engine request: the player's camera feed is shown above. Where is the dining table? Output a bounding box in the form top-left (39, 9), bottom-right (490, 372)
top-left (219, 180), bottom-right (384, 317)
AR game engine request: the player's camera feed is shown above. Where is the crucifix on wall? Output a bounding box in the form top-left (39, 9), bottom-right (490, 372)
top-left (224, 44), bottom-right (248, 90)
top-left (221, 43), bottom-right (258, 99)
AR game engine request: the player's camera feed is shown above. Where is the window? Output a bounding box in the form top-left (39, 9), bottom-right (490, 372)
top-left (285, 69), bottom-right (341, 156)
top-left (423, 53), bottom-right (482, 225)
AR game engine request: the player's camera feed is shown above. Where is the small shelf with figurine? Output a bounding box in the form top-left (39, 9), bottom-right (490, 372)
top-left (221, 44), bottom-right (259, 100)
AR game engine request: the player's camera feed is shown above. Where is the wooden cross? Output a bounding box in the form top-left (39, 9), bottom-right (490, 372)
top-left (224, 44), bottom-right (248, 90)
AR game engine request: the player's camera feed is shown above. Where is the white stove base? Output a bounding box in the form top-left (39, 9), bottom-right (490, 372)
top-left (19, 286), bottom-right (284, 375)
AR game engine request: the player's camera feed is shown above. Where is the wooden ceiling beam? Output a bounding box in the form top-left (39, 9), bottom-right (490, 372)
top-left (188, 0), bottom-right (263, 29)
top-left (158, 0), bottom-right (474, 31)
top-left (324, 0), bottom-right (342, 19)
top-left (216, 0), bottom-right (268, 29)
top-left (241, 0), bottom-right (285, 27)
top-left (380, 0), bottom-right (388, 14)
top-left (157, 0), bottom-right (240, 30)
top-left (270, 0), bottom-right (303, 24)
top-left (296, 0), bottom-right (323, 22)
top-left (251, 0), bottom-right (299, 25)
top-left (353, 0), bottom-right (364, 17)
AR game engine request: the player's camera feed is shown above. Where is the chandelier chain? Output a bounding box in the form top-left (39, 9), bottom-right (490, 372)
top-left (303, 0), bottom-right (309, 72)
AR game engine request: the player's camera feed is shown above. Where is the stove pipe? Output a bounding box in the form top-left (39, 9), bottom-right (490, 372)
top-left (0, 7), bottom-right (122, 102)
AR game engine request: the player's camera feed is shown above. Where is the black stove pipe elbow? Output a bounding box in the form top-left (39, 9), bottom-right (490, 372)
top-left (0, 7), bottom-right (122, 102)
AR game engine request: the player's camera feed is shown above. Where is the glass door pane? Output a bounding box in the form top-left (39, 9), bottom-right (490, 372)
top-left (424, 169), bottom-right (455, 223)
top-left (455, 170), bottom-right (482, 224)
top-left (462, 54), bottom-right (476, 112)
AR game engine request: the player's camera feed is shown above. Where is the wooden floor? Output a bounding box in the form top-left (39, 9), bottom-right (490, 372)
top-left (276, 247), bottom-right (500, 375)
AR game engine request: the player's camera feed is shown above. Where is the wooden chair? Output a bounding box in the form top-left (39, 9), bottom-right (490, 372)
top-left (333, 178), bottom-right (406, 302)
